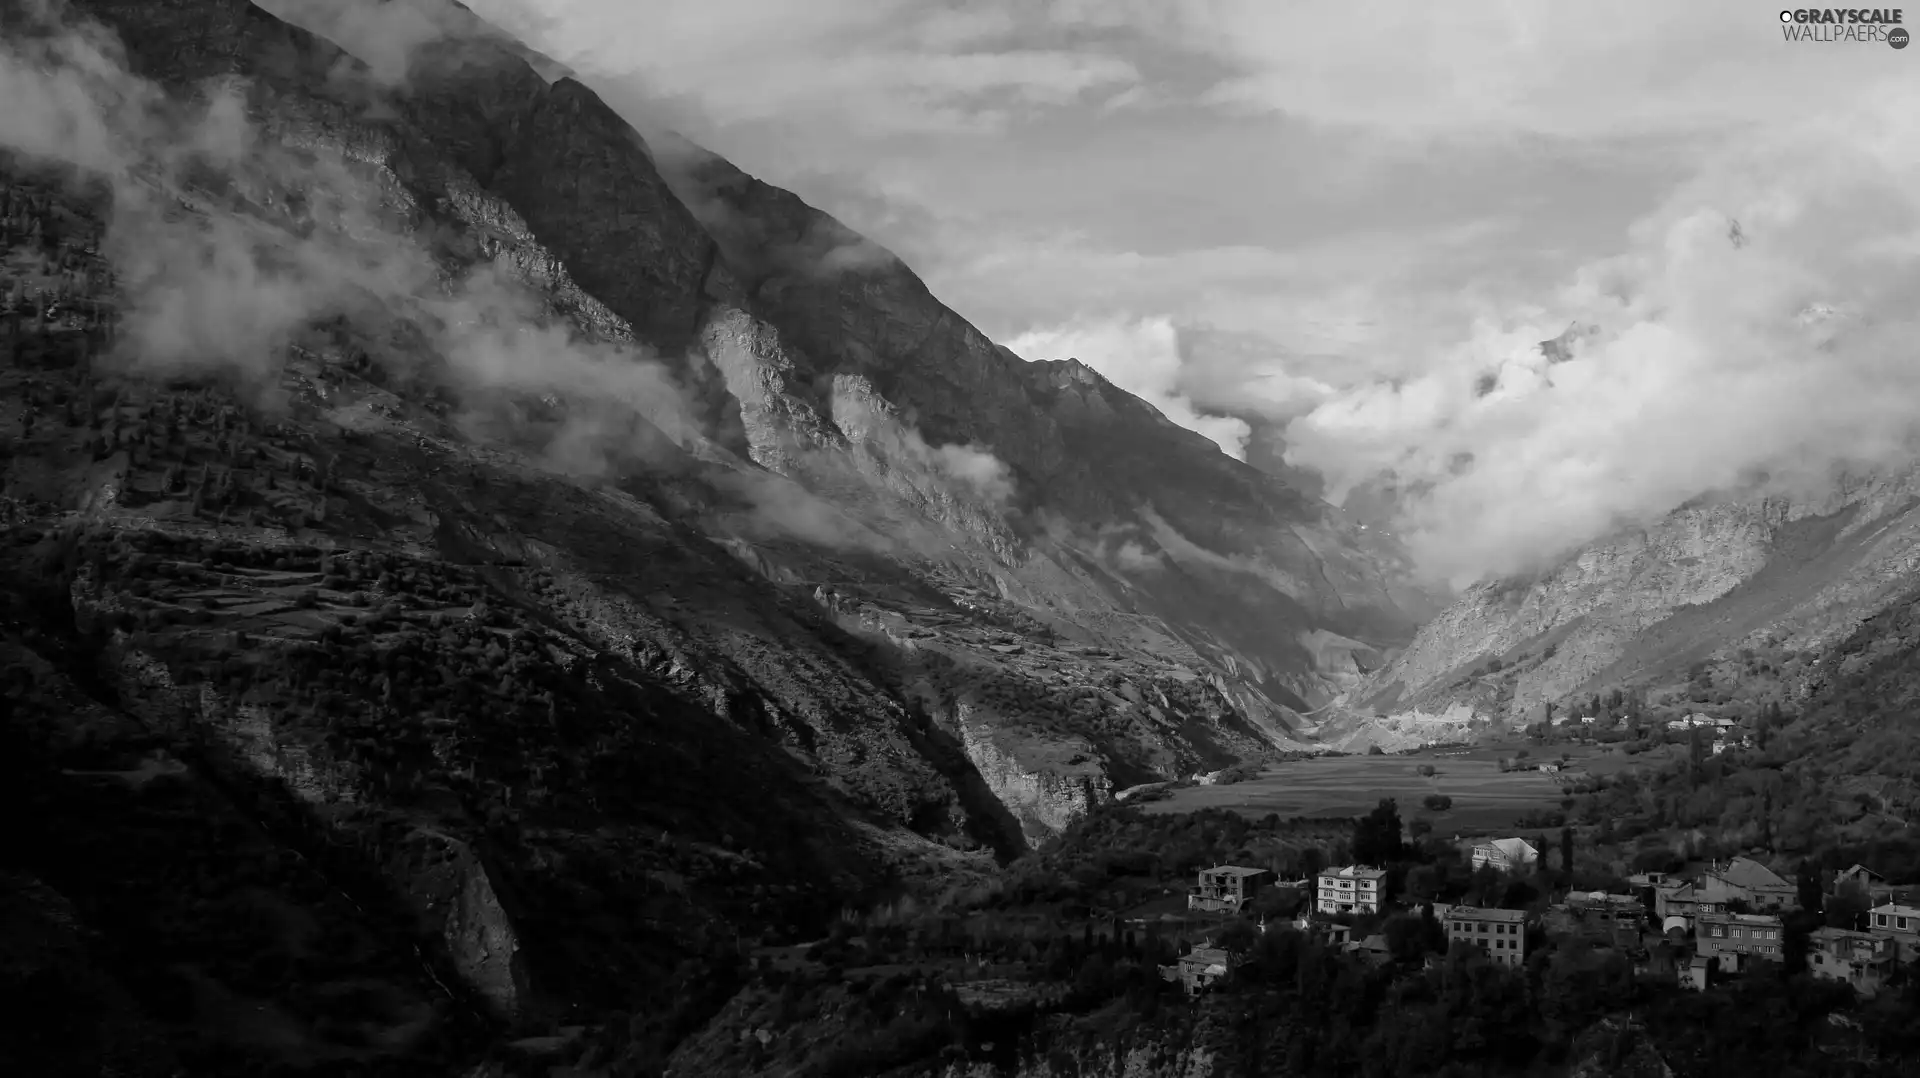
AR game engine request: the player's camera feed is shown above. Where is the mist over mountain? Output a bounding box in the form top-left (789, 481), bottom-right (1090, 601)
top-left (1281, 106), bottom-right (1920, 589)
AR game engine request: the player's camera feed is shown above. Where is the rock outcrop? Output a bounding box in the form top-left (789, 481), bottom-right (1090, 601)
top-left (1349, 464), bottom-right (1920, 727)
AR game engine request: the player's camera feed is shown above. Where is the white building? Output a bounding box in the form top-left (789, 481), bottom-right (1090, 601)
top-left (1471, 837), bottom-right (1540, 873)
top-left (1317, 865), bottom-right (1387, 915)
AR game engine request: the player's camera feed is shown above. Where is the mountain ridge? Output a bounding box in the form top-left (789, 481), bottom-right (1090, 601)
top-left (1339, 461), bottom-right (1920, 747)
top-left (0, 0), bottom-right (1442, 1063)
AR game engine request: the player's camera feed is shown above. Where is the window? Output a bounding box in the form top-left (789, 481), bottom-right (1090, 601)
top-left (1899, 917), bottom-right (1910, 930)
top-left (1878, 915), bottom-right (1889, 927)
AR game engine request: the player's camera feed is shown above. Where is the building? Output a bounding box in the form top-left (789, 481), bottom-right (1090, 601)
top-left (1834, 865), bottom-right (1920, 908)
top-left (1867, 902), bottom-right (1920, 960)
top-left (1470, 838), bottom-right (1540, 873)
top-left (1163, 946), bottom-right (1236, 996)
top-left (1317, 865), bottom-right (1386, 915)
top-left (1655, 876), bottom-right (1740, 922)
top-left (1809, 926), bottom-right (1897, 998)
top-left (1835, 864), bottom-right (1892, 900)
top-left (1693, 912), bottom-right (1784, 972)
top-left (1444, 906), bottom-right (1528, 967)
top-left (1189, 865), bottom-right (1271, 914)
top-left (1682, 953), bottom-right (1713, 991)
top-left (1567, 891), bottom-right (1648, 933)
top-left (1347, 933), bottom-right (1393, 966)
top-left (1711, 857), bottom-right (1798, 913)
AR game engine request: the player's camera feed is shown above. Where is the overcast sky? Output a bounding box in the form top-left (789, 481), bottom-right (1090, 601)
top-left (451, 0), bottom-right (1919, 583)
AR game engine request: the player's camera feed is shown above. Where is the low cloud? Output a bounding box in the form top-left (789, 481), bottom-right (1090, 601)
top-left (463, 0), bottom-right (1138, 138)
top-left (253, 0), bottom-right (497, 86)
top-left (826, 376), bottom-right (1017, 507)
top-left (1284, 99), bottom-right (1920, 586)
top-left (1, 5), bottom-right (703, 484)
top-left (1005, 316), bottom-right (1256, 459)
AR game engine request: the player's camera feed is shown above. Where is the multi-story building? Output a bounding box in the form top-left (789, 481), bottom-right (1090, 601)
top-left (1693, 912), bottom-right (1784, 972)
top-left (1470, 838), bottom-right (1540, 873)
top-left (1711, 857), bottom-right (1798, 913)
top-left (1809, 926), bottom-right (1897, 998)
top-left (1189, 865), bottom-right (1271, 914)
top-left (1444, 906), bottom-right (1528, 967)
top-left (1867, 901), bottom-right (1920, 960)
top-left (1655, 876), bottom-right (1740, 922)
top-left (1316, 865), bottom-right (1386, 915)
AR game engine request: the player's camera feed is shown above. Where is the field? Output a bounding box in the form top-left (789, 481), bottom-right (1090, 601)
top-left (1139, 742), bottom-right (1681, 832)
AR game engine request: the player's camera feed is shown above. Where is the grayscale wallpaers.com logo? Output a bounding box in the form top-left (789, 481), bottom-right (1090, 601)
top-left (1779, 8), bottom-right (1909, 47)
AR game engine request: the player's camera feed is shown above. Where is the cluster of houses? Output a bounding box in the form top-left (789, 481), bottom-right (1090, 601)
top-left (1542, 710), bottom-right (1754, 755)
top-left (1165, 850), bottom-right (1920, 999)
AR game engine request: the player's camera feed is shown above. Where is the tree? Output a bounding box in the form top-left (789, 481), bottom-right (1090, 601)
top-left (1560, 827), bottom-right (1575, 875)
top-left (1828, 880), bottom-right (1872, 931)
top-left (1353, 799), bottom-right (1404, 867)
top-left (1796, 860), bottom-right (1823, 914)
top-left (1405, 864), bottom-right (1441, 905)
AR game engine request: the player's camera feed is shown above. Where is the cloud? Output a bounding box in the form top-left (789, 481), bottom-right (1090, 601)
top-left (1049, 0), bottom-right (1911, 143)
top-left (1004, 316), bottom-right (1254, 459)
top-left (826, 376), bottom-right (1017, 507)
top-left (1, 4), bottom-right (704, 483)
top-left (463, 0), bottom-right (1138, 137)
top-left (253, 0), bottom-right (483, 85)
top-left (1283, 96), bottom-right (1920, 586)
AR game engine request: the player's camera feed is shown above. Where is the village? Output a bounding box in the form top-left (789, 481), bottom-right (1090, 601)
top-left (1161, 835), bottom-right (1920, 1000)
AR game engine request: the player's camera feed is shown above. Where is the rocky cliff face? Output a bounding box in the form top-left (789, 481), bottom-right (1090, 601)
top-left (1348, 464), bottom-right (1920, 729)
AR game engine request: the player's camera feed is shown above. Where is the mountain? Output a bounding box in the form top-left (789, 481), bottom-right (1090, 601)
top-left (0, 0), bottom-right (1434, 1069)
top-left (1339, 464), bottom-right (1920, 747)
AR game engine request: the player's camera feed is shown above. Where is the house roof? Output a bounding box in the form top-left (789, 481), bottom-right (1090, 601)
top-left (1203, 865), bottom-right (1270, 878)
top-left (1839, 863), bottom-right (1890, 883)
top-left (1446, 905), bottom-right (1526, 923)
top-left (1476, 837), bottom-right (1539, 860)
top-left (1320, 865), bottom-right (1387, 881)
top-left (1569, 892), bottom-right (1643, 910)
top-left (1869, 902), bottom-right (1920, 917)
top-left (1696, 911), bottom-right (1783, 927)
top-left (1715, 857), bottom-right (1790, 891)
top-left (1186, 947), bottom-right (1231, 963)
top-left (1665, 877), bottom-right (1742, 905)
top-left (1811, 926), bottom-right (1884, 943)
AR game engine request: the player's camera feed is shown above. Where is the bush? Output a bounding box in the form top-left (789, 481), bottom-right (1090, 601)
top-left (1423, 794), bottom-right (1454, 812)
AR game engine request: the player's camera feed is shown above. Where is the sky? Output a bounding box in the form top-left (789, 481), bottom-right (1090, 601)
top-left (436, 2), bottom-right (1920, 583)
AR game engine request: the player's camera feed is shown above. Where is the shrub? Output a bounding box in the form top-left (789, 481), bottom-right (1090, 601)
top-left (1423, 794), bottom-right (1454, 812)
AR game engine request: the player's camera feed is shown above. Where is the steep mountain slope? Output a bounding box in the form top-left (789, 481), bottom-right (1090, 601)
top-left (3, 0), bottom-right (1435, 824)
top-left (0, 0), bottom-right (1432, 1069)
top-left (1342, 465), bottom-right (1920, 743)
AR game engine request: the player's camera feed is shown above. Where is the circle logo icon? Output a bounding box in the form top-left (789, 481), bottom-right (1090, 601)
top-left (1892, 27), bottom-right (1910, 48)
top-left (1779, 10), bottom-right (1794, 22)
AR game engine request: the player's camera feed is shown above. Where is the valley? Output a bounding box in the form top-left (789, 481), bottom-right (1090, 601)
top-left (4, 0), bottom-right (1920, 1075)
